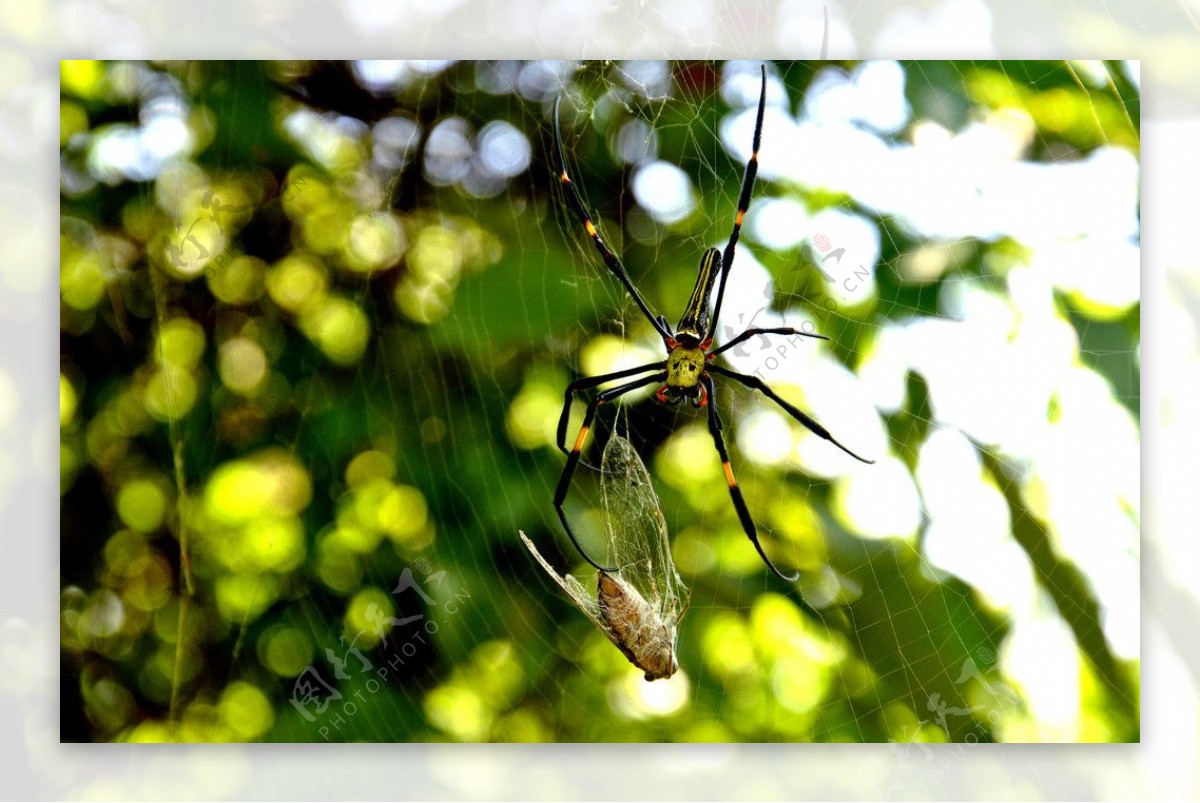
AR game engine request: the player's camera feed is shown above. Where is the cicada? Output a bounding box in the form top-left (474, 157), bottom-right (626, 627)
top-left (521, 433), bottom-right (689, 680)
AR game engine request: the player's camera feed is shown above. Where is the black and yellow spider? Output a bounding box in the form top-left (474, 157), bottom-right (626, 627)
top-left (552, 65), bottom-right (872, 582)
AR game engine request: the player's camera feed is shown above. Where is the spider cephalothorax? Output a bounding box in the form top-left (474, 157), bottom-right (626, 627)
top-left (549, 64), bottom-right (873, 582)
top-left (659, 342), bottom-right (708, 405)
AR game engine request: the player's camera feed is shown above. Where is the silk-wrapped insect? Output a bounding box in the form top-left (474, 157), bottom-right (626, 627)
top-left (521, 433), bottom-right (689, 681)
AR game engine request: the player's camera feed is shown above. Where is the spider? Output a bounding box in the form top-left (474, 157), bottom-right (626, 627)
top-left (552, 64), bottom-right (873, 582)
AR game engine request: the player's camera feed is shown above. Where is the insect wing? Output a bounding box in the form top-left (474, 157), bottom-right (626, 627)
top-left (519, 531), bottom-right (605, 630)
top-left (599, 434), bottom-right (687, 621)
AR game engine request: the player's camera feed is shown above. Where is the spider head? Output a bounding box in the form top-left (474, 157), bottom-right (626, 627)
top-left (655, 380), bottom-right (708, 409)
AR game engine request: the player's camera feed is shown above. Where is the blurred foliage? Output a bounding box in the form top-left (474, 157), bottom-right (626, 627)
top-left (59, 60), bottom-right (1139, 743)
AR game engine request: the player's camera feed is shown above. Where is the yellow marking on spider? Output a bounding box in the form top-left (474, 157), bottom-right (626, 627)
top-left (722, 460), bottom-right (736, 487)
top-left (585, 220), bottom-right (597, 237)
top-left (561, 171), bottom-right (570, 183)
top-left (735, 210), bottom-right (745, 226)
top-left (666, 346), bottom-right (705, 390)
top-left (573, 424), bottom-right (591, 452)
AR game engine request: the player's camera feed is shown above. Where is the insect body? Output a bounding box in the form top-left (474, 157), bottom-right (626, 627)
top-left (553, 64), bottom-right (874, 582)
top-left (596, 570), bottom-right (677, 680)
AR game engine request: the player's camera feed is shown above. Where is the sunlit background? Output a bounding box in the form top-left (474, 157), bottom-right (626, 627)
top-left (58, 59), bottom-right (1139, 745)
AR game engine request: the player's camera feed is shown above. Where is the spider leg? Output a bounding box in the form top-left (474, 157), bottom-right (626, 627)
top-left (699, 373), bottom-right (799, 582)
top-left (708, 326), bottom-right (828, 359)
top-left (708, 364), bottom-right (874, 464)
top-left (554, 97), bottom-right (671, 341)
top-left (710, 64), bottom-right (768, 335)
top-left (555, 371), bottom-right (667, 572)
top-left (556, 360), bottom-right (666, 455)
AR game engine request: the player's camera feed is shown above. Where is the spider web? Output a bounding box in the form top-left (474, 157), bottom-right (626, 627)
top-left (58, 59), bottom-right (1140, 746)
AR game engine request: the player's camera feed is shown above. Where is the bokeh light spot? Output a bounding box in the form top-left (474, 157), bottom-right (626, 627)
top-left (218, 337), bottom-right (269, 396)
top-left (258, 625), bottom-right (315, 677)
top-left (298, 296), bottom-right (370, 366)
top-left (219, 681), bottom-right (275, 740)
top-left (115, 478), bottom-right (168, 533)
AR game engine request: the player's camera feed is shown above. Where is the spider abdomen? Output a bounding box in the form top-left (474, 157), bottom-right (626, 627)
top-left (675, 247), bottom-right (722, 341)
